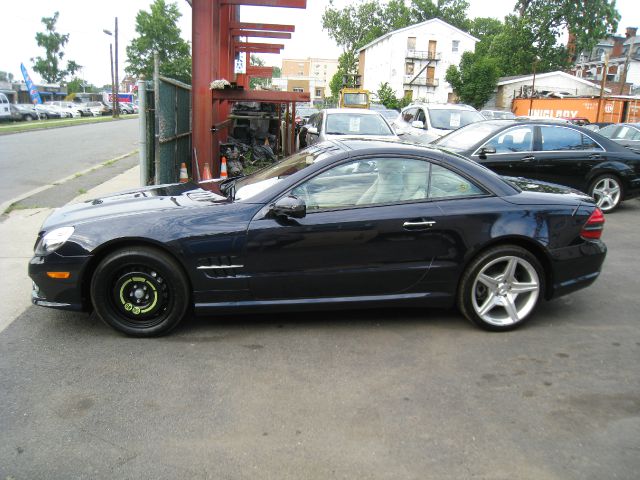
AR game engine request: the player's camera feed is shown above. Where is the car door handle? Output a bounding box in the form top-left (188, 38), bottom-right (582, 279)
top-left (589, 153), bottom-right (601, 160)
top-left (403, 220), bottom-right (436, 230)
top-left (520, 155), bottom-right (536, 162)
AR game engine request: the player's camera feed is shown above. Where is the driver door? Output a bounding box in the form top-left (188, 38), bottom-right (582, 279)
top-left (244, 157), bottom-right (445, 300)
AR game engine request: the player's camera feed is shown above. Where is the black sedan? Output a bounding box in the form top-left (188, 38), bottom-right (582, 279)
top-left (29, 139), bottom-right (606, 337)
top-left (433, 120), bottom-right (640, 212)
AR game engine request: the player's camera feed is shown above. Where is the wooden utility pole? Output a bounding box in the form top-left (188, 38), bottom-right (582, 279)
top-left (596, 54), bottom-right (610, 122)
top-left (618, 40), bottom-right (633, 95)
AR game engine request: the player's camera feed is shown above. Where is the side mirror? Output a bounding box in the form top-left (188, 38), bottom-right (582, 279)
top-left (411, 120), bottom-right (425, 129)
top-left (271, 195), bottom-right (306, 219)
top-left (478, 146), bottom-right (496, 157)
top-left (307, 126), bottom-right (319, 136)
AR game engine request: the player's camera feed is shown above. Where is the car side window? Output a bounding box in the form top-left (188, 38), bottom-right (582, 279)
top-left (540, 126), bottom-right (602, 151)
top-left (429, 164), bottom-right (485, 199)
top-left (415, 109), bottom-right (426, 124)
top-left (618, 126), bottom-right (640, 140)
top-left (291, 158), bottom-right (430, 210)
top-left (482, 126), bottom-right (534, 153)
top-left (315, 113), bottom-right (323, 132)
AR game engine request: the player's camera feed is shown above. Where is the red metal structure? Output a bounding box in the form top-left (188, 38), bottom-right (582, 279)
top-left (191, 0), bottom-right (309, 178)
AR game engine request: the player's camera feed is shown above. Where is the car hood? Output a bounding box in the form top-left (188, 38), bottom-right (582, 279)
top-left (41, 182), bottom-right (229, 230)
top-left (501, 177), bottom-right (594, 206)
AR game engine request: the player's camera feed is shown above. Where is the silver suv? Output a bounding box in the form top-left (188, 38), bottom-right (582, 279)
top-left (393, 103), bottom-right (484, 144)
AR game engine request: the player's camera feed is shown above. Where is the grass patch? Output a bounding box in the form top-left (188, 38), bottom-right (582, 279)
top-left (78, 188), bottom-right (87, 194)
top-left (0, 114), bottom-right (138, 135)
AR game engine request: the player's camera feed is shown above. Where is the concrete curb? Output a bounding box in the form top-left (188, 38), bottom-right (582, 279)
top-left (0, 164), bottom-right (142, 334)
top-left (0, 149), bottom-right (139, 215)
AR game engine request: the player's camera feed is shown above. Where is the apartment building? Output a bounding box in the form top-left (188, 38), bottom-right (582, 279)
top-left (358, 18), bottom-right (478, 103)
top-left (279, 57), bottom-right (339, 102)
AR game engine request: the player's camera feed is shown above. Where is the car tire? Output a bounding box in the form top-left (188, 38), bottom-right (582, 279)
top-left (588, 174), bottom-right (623, 213)
top-left (24, 115), bottom-right (34, 121)
top-left (90, 246), bottom-right (190, 337)
top-left (458, 245), bottom-right (544, 332)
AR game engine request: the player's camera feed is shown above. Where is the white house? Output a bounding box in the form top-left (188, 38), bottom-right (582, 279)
top-left (357, 18), bottom-right (478, 103)
top-left (484, 71), bottom-right (610, 110)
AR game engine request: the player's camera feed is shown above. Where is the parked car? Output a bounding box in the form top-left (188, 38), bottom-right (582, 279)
top-left (118, 102), bottom-right (135, 114)
top-left (378, 109), bottom-right (400, 122)
top-left (393, 103), bottom-right (484, 144)
top-left (10, 103), bottom-right (41, 121)
top-left (433, 119), bottom-right (640, 212)
top-left (29, 138), bottom-right (606, 337)
top-left (481, 110), bottom-right (516, 120)
top-left (47, 101), bottom-right (82, 118)
top-left (583, 122), bottom-right (613, 133)
top-left (85, 101), bottom-right (111, 116)
top-left (302, 108), bottom-right (398, 147)
top-left (596, 123), bottom-right (640, 153)
top-left (35, 104), bottom-right (62, 119)
top-left (0, 93), bottom-right (11, 120)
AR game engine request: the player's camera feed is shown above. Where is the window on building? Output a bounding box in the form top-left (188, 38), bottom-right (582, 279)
top-left (298, 71), bottom-right (304, 76)
top-left (452, 40), bottom-right (460, 53)
top-left (293, 87), bottom-right (304, 93)
top-left (405, 62), bottom-right (415, 75)
top-left (407, 37), bottom-right (416, 50)
top-left (315, 88), bottom-right (323, 97)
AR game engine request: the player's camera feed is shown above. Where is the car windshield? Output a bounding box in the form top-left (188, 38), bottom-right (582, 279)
top-left (434, 121), bottom-right (505, 151)
top-left (380, 110), bottom-right (399, 120)
top-left (233, 144), bottom-right (339, 200)
top-left (325, 113), bottom-right (394, 136)
top-left (428, 109), bottom-right (484, 130)
top-left (342, 93), bottom-right (367, 106)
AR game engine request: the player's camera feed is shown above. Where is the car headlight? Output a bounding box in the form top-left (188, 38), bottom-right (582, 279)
top-left (35, 226), bottom-right (75, 255)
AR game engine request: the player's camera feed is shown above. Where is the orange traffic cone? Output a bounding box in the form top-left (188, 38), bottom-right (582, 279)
top-left (202, 162), bottom-right (212, 181)
top-left (179, 162), bottom-right (188, 183)
top-left (220, 156), bottom-right (228, 179)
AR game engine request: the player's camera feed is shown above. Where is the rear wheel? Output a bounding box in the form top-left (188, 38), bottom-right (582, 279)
top-left (589, 174), bottom-right (622, 212)
top-left (458, 245), bottom-right (544, 331)
top-left (90, 246), bottom-right (190, 337)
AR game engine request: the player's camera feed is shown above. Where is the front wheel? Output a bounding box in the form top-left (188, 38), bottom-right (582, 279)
top-left (90, 246), bottom-right (190, 337)
top-left (589, 174), bottom-right (622, 212)
top-left (458, 245), bottom-right (544, 331)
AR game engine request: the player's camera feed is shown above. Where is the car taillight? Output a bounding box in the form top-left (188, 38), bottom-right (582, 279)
top-left (580, 207), bottom-right (605, 240)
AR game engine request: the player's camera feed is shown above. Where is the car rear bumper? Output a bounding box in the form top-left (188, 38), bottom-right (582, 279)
top-left (548, 240), bottom-right (606, 299)
top-left (29, 253), bottom-right (89, 312)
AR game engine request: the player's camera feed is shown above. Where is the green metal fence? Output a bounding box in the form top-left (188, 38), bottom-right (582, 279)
top-left (140, 75), bottom-right (192, 185)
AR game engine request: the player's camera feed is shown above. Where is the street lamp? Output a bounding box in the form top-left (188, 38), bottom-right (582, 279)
top-left (103, 18), bottom-right (119, 118)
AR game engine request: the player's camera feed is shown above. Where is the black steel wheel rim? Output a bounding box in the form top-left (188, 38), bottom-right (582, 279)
top-left (110, 266), bottom-right (171, 327)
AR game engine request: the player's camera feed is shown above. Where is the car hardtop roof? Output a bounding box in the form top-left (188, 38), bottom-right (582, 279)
top-left (404, 103), bottom-right (477, 111)
top-left (321, 108), bottom-right (386, 115)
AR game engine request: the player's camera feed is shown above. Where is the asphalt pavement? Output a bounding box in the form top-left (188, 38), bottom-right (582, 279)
top-left (0, 117), bottom-right (139, 205)
top-left (1, 199), bottom-right (639, 479)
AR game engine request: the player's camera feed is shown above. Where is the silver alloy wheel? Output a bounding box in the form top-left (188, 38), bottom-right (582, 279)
top-left (591, 176), bottom-right (621, 212)
top-left (471, 255), bottom-right (540, 327)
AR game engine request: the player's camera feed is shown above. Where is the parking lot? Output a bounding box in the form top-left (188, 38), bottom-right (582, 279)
top-left (1, 200), bottom-right (639, 479)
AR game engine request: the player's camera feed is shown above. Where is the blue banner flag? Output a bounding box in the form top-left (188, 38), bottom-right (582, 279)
top-left (20, 63), bottom-right (42, 105)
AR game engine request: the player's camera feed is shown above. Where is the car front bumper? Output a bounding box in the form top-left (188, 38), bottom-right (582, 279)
top-left (29, 253), bottom-right (90, 312)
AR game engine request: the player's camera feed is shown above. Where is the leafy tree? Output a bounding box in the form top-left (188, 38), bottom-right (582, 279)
top-left (31, 12), bottom-right (80, 83)
top-left (409, 0), bottom-right (471, 31)
top-left (445, 52), bottom-right (500, 109)
top-left (66, 77), bottom-right (96, 94)
top-left (125, 0), bottom-right (191, 83)
top-left (376, 82), bottom-right (410, 110)
top-left (515, 0), bottom-right (620, 54)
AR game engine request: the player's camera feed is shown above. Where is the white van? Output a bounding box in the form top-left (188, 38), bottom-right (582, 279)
top-left (0, 93), bottom-right (11, 120)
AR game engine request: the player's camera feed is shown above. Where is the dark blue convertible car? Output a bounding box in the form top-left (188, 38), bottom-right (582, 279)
top-left (29, 139), bottom-right (606, 336)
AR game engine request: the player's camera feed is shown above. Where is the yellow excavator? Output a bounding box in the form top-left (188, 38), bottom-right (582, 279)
top-left (338, 87), bottom-right (370, 109)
